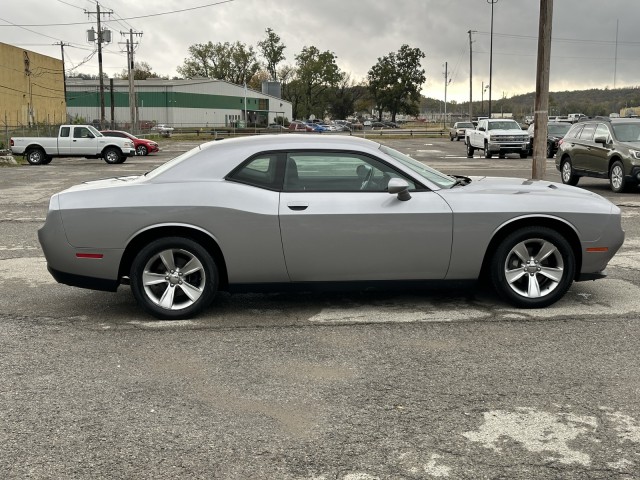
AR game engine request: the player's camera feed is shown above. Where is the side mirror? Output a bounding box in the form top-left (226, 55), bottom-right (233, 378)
top-left (388, 178), bottom-right (411, 201)
top-left (594, 135), bottom-right (607, 145)
top-left (478, 127), bottom-right (486, 132)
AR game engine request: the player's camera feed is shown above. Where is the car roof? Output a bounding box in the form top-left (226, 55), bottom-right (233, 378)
top-left (150, 135), bottom-right (386, 183)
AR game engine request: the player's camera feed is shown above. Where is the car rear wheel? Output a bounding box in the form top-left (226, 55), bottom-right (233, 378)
top-left (491, 226), bottom-right (575, 308)
top-left (103, 147), bottom-right (122, 164)
top-left (136, 145), bottom-right (148, 156)
top-left (130, 237), bottom-right (218, 320)
top-left (519, 152), bottom-right (528, 159)
top-left (560, 159), bottom-right (579, 186)
top-left (609, 160), bottom-right (627, 193)
top-left (25, 148), bottom-right (46, 165)
top-left (466, 142), bottom-right (474, 158)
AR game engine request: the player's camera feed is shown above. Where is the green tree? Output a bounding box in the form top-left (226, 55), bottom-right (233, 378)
top-left (177, 41), bottom-right (260, 85)
top-left (328, 75), bottom-right (369, 120)
top-left (294, 46), bottom-right (343, 119)
top-left (367, 45), bottom-right (426, 122)
top-left (119, 61), bottom-right (167, 80)
top-left (258, 28), bottom-right (286, 81)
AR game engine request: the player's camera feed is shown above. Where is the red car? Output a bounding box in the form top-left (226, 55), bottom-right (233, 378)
top-left (100, 130), bottom-right (159, 156)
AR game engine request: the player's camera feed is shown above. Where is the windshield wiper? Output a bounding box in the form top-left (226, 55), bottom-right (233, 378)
top-left (450, 175), bottom-right (471, 188)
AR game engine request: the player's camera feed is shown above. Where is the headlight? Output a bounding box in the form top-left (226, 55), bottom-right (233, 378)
top-left (630, 149), bottom-right (640, 160)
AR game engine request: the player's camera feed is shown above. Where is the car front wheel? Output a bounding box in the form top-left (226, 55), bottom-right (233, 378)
top-left (103, 147), bottom-right (122, 164)
top-left (136, 145), bottom-right (148, 156)
top-left (609, 160), bottom-right (627, 193)
top-left (466, 142), bottom-right (474, 158)
top-left (560, 159), bottom-right (579, 186)
top-left (490, 226), bottom-right (575, 308)
top-left (130, 237), bottom-right (218, 319)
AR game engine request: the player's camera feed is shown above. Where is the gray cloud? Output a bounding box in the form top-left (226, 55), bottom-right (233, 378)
top-left (2, 0), bottom-right (639, 103)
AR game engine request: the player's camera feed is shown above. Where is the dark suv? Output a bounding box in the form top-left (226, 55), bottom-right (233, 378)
top-left (556, 118), bottom-right (640, 192)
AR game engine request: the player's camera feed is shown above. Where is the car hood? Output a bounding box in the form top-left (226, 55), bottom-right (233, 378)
top-left (465, 175), bottom-right (592, 194)
top-left (455, 176), bottom-right (614, 209)
top-left (486, 129), bottom-right (528, 136)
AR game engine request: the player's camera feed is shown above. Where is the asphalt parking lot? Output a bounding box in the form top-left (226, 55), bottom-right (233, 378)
top-left (1, 136), bottom-right (639, 479)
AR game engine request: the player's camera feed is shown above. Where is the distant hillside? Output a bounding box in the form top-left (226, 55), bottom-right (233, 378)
top-left (422, 86), bottom-right (640, 120)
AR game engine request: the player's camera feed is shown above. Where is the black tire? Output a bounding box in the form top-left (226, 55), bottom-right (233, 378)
top-left (103, 147), bottom-right (122, 164)
top-left (136, 145), bottom-right (148, 156)
top-left (520, 152), bottom-right (528, 159)
top-left (609, 160), bottom-right (627, 193)
top-left (499, 153), bottom-right (506, 159)
top-left (484, 143), bottom-right (492, 159)
top-left (25, 148), bottom-right (46, 165)
top-left (490, 226), bottom-right (575, 308)
top-left (546, 143), bottom-right (554, 158)
top-left (466, 142), bottom-right (474, 158)
top-left (560, 158), bottom-right (579, 186)
top-left (41, 156), bottom-right (53, 165)
top-left (450, 134), bottom-right (454, 141)
top-left (456, 136), bottom-right (461, 141)
top-left (130, 237), bottom-right (218, 320)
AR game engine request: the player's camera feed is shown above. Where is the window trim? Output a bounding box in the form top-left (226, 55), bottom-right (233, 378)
top-left (227, 148), bottom-right (428, 193)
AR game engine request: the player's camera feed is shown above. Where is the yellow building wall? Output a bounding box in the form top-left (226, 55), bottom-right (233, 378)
top-left (0, 42), bottom-right (66, 126)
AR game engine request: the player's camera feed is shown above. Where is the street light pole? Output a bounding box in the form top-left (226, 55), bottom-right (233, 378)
top-left (488, 0), bottom-right (498, 119)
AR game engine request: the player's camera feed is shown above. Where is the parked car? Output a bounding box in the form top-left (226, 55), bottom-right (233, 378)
top-left (101, 130), bottom-right (159, 156)
top-left (10, 125), bottom-right (136, 165)
top-left (38, 135), bottom-right (623, 319)
top-left (288, 121), bottom-right (309, 132)
top-left (266, 124), bottom-right (288, 132)
top-left (151, 124), bottom-right (174, 137)
top-left (526, 122), bottom-right (571, 157)
top-left (371, 122), bottom-right (389, 129)
top-left (305, 122), bottom-right (326, 133)
top-left (449, 121), bottom-right (474, 141)
top-left (556, 118), bottom-right (640, 192)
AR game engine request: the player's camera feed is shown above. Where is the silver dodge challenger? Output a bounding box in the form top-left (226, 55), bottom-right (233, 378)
top-left (39, 135), bottom-right (624, 319)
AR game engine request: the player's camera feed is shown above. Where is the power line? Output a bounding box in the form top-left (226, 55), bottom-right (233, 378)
top-left (0, 0), bottom-right (235, 27)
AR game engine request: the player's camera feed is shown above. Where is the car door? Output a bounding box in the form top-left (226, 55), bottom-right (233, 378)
top-left (70, 126), bottom-right (99, 156)
top-left (278, 151), bottom-right (453, 282)
top-left (57, 126), bottom-right (72, 155)
top-left (573, 123), bottom-right (598, 173)
top-left (588, 123), bottom-right (613, 174)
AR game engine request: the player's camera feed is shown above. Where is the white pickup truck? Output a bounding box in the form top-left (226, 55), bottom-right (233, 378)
top-left (465, 118), bottom-right (529, 159)
top-left (10, 125), bottom-right (137, 165)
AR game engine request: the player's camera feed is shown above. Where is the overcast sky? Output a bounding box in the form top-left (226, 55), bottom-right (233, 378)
top-left (2, 0), bottom-right (639, 103)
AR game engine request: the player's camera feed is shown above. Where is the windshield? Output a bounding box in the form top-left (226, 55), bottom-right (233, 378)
top-left (88, 125), bottom-right (103, 137)
top-left (487, 121), bottom-right (521, 130)
top-left (379, 145), bottom-right (456, 189)
top-left (458, 122), bottom-right (474, 128)
top-left (548, 124), bottom-right (571, 136)
top-left (612, 123), bottom-right (640, 142)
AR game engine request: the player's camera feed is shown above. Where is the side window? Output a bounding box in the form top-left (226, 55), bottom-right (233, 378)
top-left (565, 125), bottom-right (582, 139)
top-left (59, 127), bottom-right (70, 138)
top-left (74, 127), bottom-right (91, 138)
top-left (227, 154), bottom-right (280, 190)
top-left (594, 124), bottom-right (610, 142)
top-left (283, 152), bottom-right (416, 192)
top-left (578, 124), bottom-right (596, 141)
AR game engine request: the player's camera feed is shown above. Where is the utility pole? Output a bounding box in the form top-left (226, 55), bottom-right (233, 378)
top-left (487, 0), bottom-right (498, 118)
top-left (468, 30), bottom-right (475, 121)
top-left (55, 42), bottom-right (70, 107)
top-left (532, 0), bottom-right (553, 180)
top-left (443, 62), bottom-right (451, 128)
top-left (122, 29), bottom-right (143, 133)
top-left (85, 3), bottom-right (112, 129)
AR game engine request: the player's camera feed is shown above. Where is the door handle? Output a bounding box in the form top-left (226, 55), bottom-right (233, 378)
top-left (287, 202), bottom-right (309, 211)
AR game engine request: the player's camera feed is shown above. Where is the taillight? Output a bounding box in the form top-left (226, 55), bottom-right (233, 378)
top-left (558, 139), bottom-right (564, 146)
top-left (10, 138), bottom-right (14, 146)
